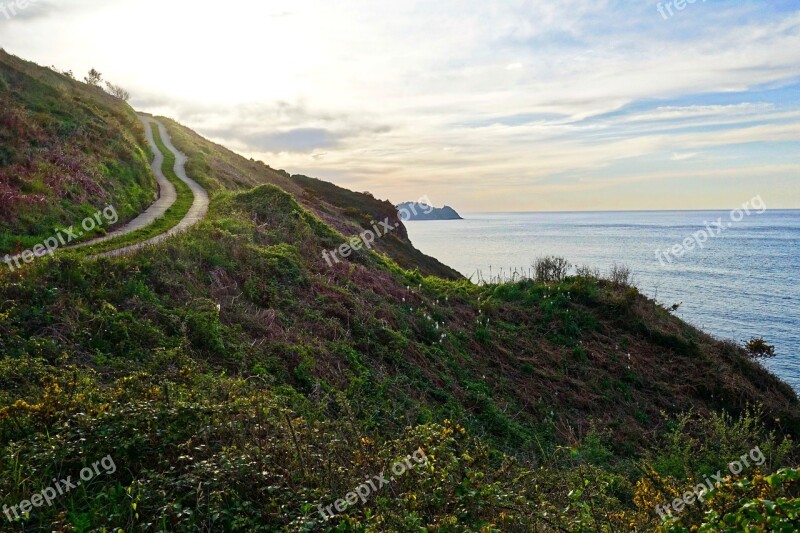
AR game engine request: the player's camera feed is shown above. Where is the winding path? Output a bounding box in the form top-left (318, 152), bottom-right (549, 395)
top-left (85, 115), bottom-right (209, 258)
top-left (71, 115), bottom-right (177, 250)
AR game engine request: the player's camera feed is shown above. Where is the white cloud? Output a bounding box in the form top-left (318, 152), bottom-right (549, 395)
top-left (671, 152), bottom-right (700, 161)
top-left (1, 0), bottom-right (799, 209)
top-left (628, 103), bottom-right (775, 122)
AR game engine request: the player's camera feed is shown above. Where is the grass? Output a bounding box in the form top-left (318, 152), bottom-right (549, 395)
top-left (0, 50), bottom-right (155, 253)
top-left (63, 123), bottom-right (195, 256)
top-left (1, 51), bottom-right (799, 531)
top-left (291, 174), bottom-right (462, 279)
top-left (0, 179), bottom-right (797, 531)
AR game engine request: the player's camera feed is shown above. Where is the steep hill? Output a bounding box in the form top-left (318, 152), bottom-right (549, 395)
top-left (0, 50), bottom-right (154, 252)
top-left (0, 52), bottom-right (798, 531)
top-left (160, 118), bottom-right (461, 280)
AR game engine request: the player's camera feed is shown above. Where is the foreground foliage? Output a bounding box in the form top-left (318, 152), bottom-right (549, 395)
top-left (1, 52), bottom-right (798, 531)
top-left (0, 184), bottom-right (796, 529)
top-left (0, 364), bottom-right (796, 531)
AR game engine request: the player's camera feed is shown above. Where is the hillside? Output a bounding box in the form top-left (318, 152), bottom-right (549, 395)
top-left (0, 50), bottom-right (155, 253)
top-left (160, 118), bottom-right (461, 280)
top-left (0, 53), bottom-right (798, 532)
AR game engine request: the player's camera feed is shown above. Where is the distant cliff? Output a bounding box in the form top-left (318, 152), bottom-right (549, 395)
top-left (396, 201), bottom-right (463, 220)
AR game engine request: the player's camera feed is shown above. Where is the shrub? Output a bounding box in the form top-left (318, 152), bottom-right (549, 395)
top-left (104, 81), bottom-right (130, 101)
top-left (608, 263), bottom-right (633, 286)
top-left (575, 264), bottom-right (601, 278)
top-left (533, 256), bottom-right (571, 283)
top-left (83, 68), bottom-right (102, 87)
top-left (664, 468), bottom-right (800, 532)
top-left (745, 337), bottom-right (776, 359)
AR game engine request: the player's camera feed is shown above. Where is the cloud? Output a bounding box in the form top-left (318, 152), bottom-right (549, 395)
top-left (0, 0), bottom-right (51, 23)
top-left (671, 152), bottom-right (700, 161)
top-left (243, 128), bottom-right (339, 153)
top-left (1, 0), bottom-right (799, 209)
top-left (628, 103), bottom-right (775, 123)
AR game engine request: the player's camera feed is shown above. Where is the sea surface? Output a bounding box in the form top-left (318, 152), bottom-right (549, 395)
top-left (405, 210), bottom-right (800, 391)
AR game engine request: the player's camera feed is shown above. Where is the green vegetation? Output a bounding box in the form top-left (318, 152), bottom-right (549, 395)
top-left (0, 52), bottom-right (798, 531)
top-left (69, 123), bottom-right (195, 256)
top-left (156, 116), bottom-right (298, 195)
top-left (746, 337), bottom-right (778, 360)
top-left (533, 255), bottom-right (572, 283)
top-left (0, 50), bottom-right (155, 253)
top-left (1, 178), bottom-right (796, 529)
top-left (292, 174), bottom-right (461, 279)
top-left (667, 468), bottom-right (800, 532)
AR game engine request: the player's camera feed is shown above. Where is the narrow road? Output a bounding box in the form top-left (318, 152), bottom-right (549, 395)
top-left (2, 116), bottom-right (208, 269)
top-left (70, 115), bottom-right (178, 249)
top-left (93, 116), bottom-right (209, 258)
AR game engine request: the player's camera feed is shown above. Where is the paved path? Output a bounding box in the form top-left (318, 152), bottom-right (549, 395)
top-left (2, 116), bottom-right (207, 268)
top-left (71, 115), bottom-right (178, 249)
top-left (93, 116), bottom-right (209, 258)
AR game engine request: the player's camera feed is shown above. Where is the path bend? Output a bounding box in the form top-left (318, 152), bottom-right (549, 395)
top-left (93, 116), bottom-right (209, 258)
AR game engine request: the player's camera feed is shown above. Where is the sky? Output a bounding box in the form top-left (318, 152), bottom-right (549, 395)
top-left (1, 0), bottom-right (799, 212)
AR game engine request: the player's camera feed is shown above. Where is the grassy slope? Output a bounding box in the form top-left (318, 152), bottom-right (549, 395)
top-left (71, 123), bottom-right (194, 256)
top-left (291, 174), bottom-right (462, 280)
top-left (161, 117), bottom-right (461, 280)
top-left (0, 50), bottom-right (155, 253)
top-left (0, 57), bottom-right (798, 531)
top-left (157, 116), bottom-right (301, 195)
top-left (1, 183), bottom-right (796, 530)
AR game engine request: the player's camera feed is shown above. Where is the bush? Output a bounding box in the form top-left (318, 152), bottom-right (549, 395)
top-left (745, 337), bottom-right (776, 359)
top-left (575, 264), bottom-right (600, 278)
top-left (664, 468), bottom-right (800, 532)
top-left (533, 256), bottom-right (571, 283)
top-left (608, 263), bottom-right (633, 286)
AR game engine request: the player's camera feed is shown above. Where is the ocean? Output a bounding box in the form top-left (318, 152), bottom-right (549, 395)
top-left (404, 210), bottom-right (800, 391)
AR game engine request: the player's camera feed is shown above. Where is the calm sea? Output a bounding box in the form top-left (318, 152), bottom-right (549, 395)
top-left (405, 210), bottom-right (800, 391)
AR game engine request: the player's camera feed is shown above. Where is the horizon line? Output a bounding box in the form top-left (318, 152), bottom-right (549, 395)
top-left (432, 207), bottom-right (800, 215)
